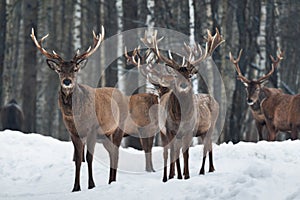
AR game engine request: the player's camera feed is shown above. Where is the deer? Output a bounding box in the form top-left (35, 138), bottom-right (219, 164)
top-left (31, 26), bottom-right (129, 192)
top-left (128, 29), bottom-right (223, 182)
top-left (124, 48), bottom-right (159, 172)
top-left (230, 50), bottom-right (284, 141)
top-left (0, 99), bottom-right (24, 132)
top-left (124, 93), bottom-right (159, 172)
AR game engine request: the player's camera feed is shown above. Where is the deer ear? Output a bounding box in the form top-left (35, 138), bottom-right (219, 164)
top-left (76, 59), bottom-right (88, 70)
top-left (46, 59), bottom-right (60, 72)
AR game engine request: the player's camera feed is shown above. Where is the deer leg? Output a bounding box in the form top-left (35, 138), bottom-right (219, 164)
top-left (207, 138), bottom-right (215, 173)
top-left (256, 121), bottom-right (264, 141)
top-left (161, 132), bottom-right (169, 182)
top-left (140, 128), bottom-right (155, 172)
top-left (71, 136), bottom-right (84, 192)
top-left (102, 135), bottom-right (114, 184)
top-left (183, 148), bottom-right (190, 179)
top-left (266, 123), bottom-right (276, 141)
top-left (199, 137), bottom-right (208, 175)
top-left (110, 128), bottom-right (123, 183)
top-left (291, 125), bottom-right (299, 140)
top-left (174, 138), bottom-right (182, 180)
top-left (176, 158), bottom-right (182, 180)
top-left (168, 140), bottom-right (176, 180)
top-left (86, 133), bottom-right (96, 189)
top-left (182, 133), bottom-right (192, 179)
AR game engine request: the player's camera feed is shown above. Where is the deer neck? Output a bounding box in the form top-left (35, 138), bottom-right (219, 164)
top-left (250, 89), bottom-right (267, 113)
top-left (59, 84), bottom-right (80, 116)
top-left (168, 90), bottom-right (194, 122)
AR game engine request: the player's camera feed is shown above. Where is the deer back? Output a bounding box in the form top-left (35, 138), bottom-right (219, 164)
top-left (261, 90), bottom-right (300, 131)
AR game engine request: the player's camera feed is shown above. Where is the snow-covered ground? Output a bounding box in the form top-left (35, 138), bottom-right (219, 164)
top-left (1, 130), bottom-right (300, 200)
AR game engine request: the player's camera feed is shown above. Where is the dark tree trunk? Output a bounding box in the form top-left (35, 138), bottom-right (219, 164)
top-left (265, 0), bottom-right (278, 88)
top-left (229, 0), bottom-right (261, 143)
top-left (0, 0), bottom-right (6, 106)
top-left (279, 1), bottom-right (300, 94)
top-left (22, 0), bottom-right (38, 133)
top-left (103, 0), bottom-right (118, 88)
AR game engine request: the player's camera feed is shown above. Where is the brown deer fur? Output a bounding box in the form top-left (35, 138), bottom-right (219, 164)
top-left (261, 88), bottom-right (300, 140)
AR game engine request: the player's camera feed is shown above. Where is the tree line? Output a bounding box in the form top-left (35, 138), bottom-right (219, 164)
top-left (0, 0), bottom-right (299, 144)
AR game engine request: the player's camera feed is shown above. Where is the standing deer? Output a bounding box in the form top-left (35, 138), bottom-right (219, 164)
top-left (230, 50), bottom-right (284, 141)
top-left (0, 99), bottom-right (24, 131)
top-left (31, 27), bottom-right (128, 192)
top-left (129, 29), bottom-right (223, 182)
top-left (124, 93), bottom-right (158, 172)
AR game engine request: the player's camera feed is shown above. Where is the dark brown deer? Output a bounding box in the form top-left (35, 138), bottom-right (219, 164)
top-left (0, 99), bottom-right (24, 131)
top-left (129, 29), bottom-right (223, 182)
top-left (31, 27), bottom-right (128, 192)
top-left (230, 50), bottom-right (284, 141)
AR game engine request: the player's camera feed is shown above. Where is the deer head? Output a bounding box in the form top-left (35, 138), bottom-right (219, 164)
top-left (31, 26), bottom-right (105, 95)
top-left (229, 49), bottom-right (283, 105)
top-left (125, 29), bottom-right (224, 96)
top-left (138, 28), bottom-right (224, 80)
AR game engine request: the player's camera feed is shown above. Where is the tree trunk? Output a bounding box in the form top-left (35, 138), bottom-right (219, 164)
top-left (229, 0), bottom-right (261, 143)
top-left (22, 0), bottom-right (38, 133)
top-left (103, 0), bottom-right (118, 88)
top-left (265, 0), bottom-right (278, 88)
top-left (0, 0), bottom-right (6, 106)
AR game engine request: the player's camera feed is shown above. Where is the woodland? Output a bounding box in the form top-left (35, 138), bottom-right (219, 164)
top-left (0, 0), bottom-right (299, 145)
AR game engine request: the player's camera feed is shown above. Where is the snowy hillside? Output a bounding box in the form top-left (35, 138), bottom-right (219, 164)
top-left (1, 130), bottom-right (300, 200)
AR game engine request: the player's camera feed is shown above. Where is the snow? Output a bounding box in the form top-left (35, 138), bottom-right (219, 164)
top-left (1, 130), bottom-right (300, 200)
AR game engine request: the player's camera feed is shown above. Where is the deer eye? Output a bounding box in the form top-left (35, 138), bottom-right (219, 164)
top-left (56, 69), bottom-right (61, 73)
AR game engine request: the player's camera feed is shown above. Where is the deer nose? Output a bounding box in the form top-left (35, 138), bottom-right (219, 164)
top-left (63, 79), bottom-right (72, 86)
top-left (247, 98), bottom-right (254, 105)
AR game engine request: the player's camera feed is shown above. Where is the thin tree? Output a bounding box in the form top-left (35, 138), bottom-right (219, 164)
top-left (21, 0), bottom-right (38, 133)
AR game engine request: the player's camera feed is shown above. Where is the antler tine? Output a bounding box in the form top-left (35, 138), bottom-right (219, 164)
top-left (124, 46), bottom-right (140, 66)
top-left (140, 30), bottom-right (182, 70)
top-left (74, 25), bottom-right (105, 61)
top-left (206, 28), bottom-right (225, 57)
top-left (229, 49), bottom-right (251, 84)
top-left (125, 45), bottom-right (152, 67)
top-left (183, 28), bottom-right (224, 70)
top-left (30, 28), bottom-right (63, 60)
top-left (256, 50), bottom-right (284, 83)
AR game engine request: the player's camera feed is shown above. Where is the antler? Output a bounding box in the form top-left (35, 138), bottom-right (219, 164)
top-left (73, 26), bottom-right (105, 62)
top-left (30, 28), bottom-right (63, 61)
top-left (141, 30), bottom-right (183, 70)
top-left (229, 49), bottom-right (251, 84)
top-left (31, 26), bottom-right (105, 62)
top-left (124, 46), bottom-right (152, 67)
top-left (184, 28), bottom-right (225, 75)
top-left (256, 50), bottom-right (284, 83)
top-left (140, 28), bottom-right (224, 77)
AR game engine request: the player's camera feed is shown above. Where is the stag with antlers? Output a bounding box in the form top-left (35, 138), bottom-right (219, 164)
top-left (126, 29), bottom-right (223, 182)
top-left (31, 26), bottom-right (128, 191)
top-left (230, 50), bottom-right (284, 141)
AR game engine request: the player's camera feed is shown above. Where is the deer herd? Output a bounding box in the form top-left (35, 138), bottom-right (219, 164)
top-left (28, 25), bottom-right (298, 192)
